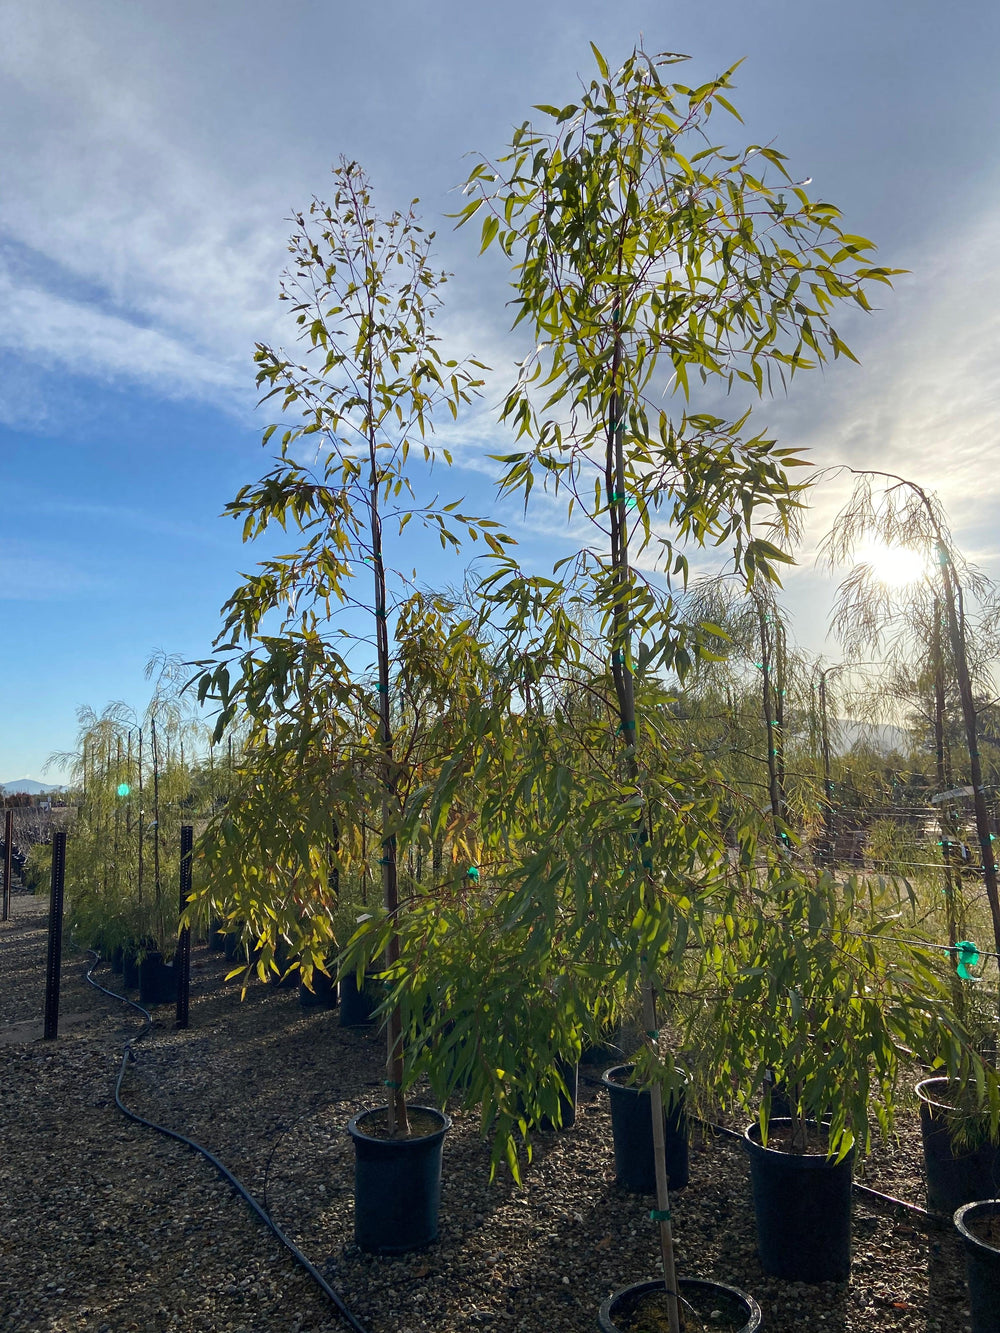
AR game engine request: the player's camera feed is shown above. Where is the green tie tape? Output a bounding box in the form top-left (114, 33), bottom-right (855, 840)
top-left (955, 939), bottom-right (980, 979)
top-left (466, 866), bottom-right (480, 880)
top-left (649, 1209), bottom-right (671, 1222)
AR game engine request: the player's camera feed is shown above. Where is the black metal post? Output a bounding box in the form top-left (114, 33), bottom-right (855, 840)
top-left (43, 831), bottom-right (66, 1040)
top-left (175, 825), bottom-right (193, 1029)
top-left (3, 808), bottom-right (12, 921)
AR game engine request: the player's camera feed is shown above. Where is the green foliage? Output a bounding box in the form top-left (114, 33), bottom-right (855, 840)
top-left (460, 43), bottom-right (898, 648)
top-left (697, 868), bottom-right (1000, 1154)
top-left (51, 656), bottom-right (217, 956)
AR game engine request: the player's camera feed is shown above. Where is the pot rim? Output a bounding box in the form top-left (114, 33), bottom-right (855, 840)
top-left (954, 1198), bottom-right (1000, 1253)
top-left (601, 1062), bottom-right (689, 1091)
top-left (347, 1104), bottom-right (452, 1145)
top-left (598, 1276), bottom-right (762, 1333)
top-left (915, 1074), bottom-right (987, 1117)
top-left (744, 1117), bottom-right (853, 1161)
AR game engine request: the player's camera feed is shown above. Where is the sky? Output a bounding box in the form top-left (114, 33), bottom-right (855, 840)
top-left (2, 0), bottom-right (999, 782)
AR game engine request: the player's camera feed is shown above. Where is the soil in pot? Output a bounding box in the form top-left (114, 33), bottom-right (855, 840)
top-left (347, 1104), bottom-right (451, 1253)
top-left (602, 1064), bottom-right (689, 1193)
top-left (599, 1277), bottom-right (761, 1333)
top-left (954, 1199), bottom-right (1000, 1333)
top-left (917, 1076), bottom-right (1000, 1216)
top-left (744, 1118), bottom-right (853, 1284)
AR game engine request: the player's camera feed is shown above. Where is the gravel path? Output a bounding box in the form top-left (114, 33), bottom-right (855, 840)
top-left (0, 887), bottom-right (979, 1333)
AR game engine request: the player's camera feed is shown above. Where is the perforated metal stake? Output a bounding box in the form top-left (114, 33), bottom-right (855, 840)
top-left (43, 831), bottom-right (66, 1040)
top-left (175, 825), bottom-right (193, 1030)
top-left (2, 808), bottom-right (12, 921)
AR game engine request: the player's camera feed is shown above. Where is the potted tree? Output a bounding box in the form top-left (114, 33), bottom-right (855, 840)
top-left (382, 38), bottom-right (904, 1331)
top-left (190, 160), bottom-right (509, 1253)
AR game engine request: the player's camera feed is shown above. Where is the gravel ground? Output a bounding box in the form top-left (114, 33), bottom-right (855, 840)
top-left (0, 886), bottom-right (980, 1333)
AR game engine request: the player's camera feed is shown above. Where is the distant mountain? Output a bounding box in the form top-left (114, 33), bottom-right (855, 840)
top-left (1, 779), bottom-right (63, 795)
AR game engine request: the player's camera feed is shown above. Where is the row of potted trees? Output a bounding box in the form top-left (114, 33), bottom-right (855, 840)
top-left (181, 45), bottom-right (1000, 1333)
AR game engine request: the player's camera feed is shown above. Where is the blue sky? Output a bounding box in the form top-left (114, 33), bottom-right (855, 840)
top-left (2, 0), bottom-right (999, 781)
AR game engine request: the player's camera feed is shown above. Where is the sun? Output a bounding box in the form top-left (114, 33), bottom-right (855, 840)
top-left (858, 540), bottom-right (929, 590)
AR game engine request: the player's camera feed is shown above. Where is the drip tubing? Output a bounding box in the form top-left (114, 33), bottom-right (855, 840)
top-left (83, 953), bottom-right (370, 1333)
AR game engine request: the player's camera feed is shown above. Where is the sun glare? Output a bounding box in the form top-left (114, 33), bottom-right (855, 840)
top-left (858, 541), bottom-right (929, 590)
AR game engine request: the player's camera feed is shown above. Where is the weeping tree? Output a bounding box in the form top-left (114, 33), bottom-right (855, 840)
top-left (192, 161), bottom-right (509, 1136)
top-left (446, 42), bottom-right (900, 1328)
top-left (824, 467), bottom-right (1000, 998)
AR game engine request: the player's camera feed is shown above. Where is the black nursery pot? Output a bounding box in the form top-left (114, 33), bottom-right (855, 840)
top-left (598, 1277), bottom-right (762, 1333)
top-left (744, 1119), bottom-right (853, 1283)
top-left (954, 1199), bottom-right (1000, 1333)
top-left (121, 946), bottom-right (142, 989)
top-left (110, 945), bottom-right (125, 975)
top-left (139, 952), bottom-right (177, 1006)
top-left (299, 969), bottom-right (338, 1009)
top-left (917, 1077), bottom-right (1000, 1217)
top-left (519, 1059), bottom-right (579, 1131)
top-left (339, 971), bottom-right (380, 1026)
top-left (223, 931), bottom-right (244, 963)
top-left (347, 1105), bottom-right (451, 1253)
top-left (208, 918), bottom-right (226, 951)
top-left (602, 1064), bottom-right (689, 1194)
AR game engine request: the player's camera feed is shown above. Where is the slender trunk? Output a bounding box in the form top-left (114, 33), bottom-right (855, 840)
top-left (932, 602), bottom-right (963, 1016)
top-left (368, 388), bottom-right (407, 1138)
top-left (939, 548), bottom-right (1000, 978)
top-left (152, 718), bottom-right (162, 935)
top-left (605, 305), bottom-right (679, 1333)
top-left (759, 609), bottom-right (783, 837)
top-left (137, 728), bottom-right (144, 904)
top-left (819, 674), bottom-right (834, 860)
top-left (114, 735), bottom-right (122, 903)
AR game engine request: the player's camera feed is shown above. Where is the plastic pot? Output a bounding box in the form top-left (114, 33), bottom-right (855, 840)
top-left (110, 945), bottom-right (124, 975)
top-left (954, 1199), bottom-right (1000, 1333)
top-left (223, 931), bottom-right (245, 963)
top-left (299, 969), bottom-right (338, 1009)
top-left (519, 1059), bottom-right (578, 1131)
top-left (347, 1105), bottom-right (451, 1253)
top-left (340, 971), bottom-right (380, 1026)
top-left (602, 1064), bottom-right (689, 1194)
top-left (269, 938), bottom-right (299, 989)
top-left (598, 1277), bottom-right (761, 1333)
top-left (917, 1077), bottom-right (1000, 1216)
top-left (744, 1119), bottom-right (853, 1283)
top-left (208, 918), bottom-right (226, 951)
top-left (139, 952), bottom-right (177, 1006)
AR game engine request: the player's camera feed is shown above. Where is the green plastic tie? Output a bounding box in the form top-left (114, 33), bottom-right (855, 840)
top-left (646, 1029), bottom-right (660, 1041)
top-left (641, 859), bottom-right (653, 870)
top-left (649, 1209), bottom-right (671, 1222)
top-left (466, 866), bottom-right (480, 880)
top-left (954, 939), bottom-right (980, 979)
top-left (384, 1079), bottom-right (402, 1089)
top-left (379, 856), bottom-right (392, 865)
top-left (375, 683), bottom-right (387, 692)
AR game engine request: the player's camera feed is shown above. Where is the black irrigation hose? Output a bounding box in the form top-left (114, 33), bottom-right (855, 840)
top-left (83, 953), bottom-right (370, 1333)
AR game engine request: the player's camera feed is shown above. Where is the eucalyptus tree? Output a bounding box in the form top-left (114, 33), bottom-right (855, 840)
top-left (825, 468), bottom-right (1000, 987)
top-left (192, 162), bottom-right (508, 1135)
top-left (447, 42), bottom-right (899, 1321)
